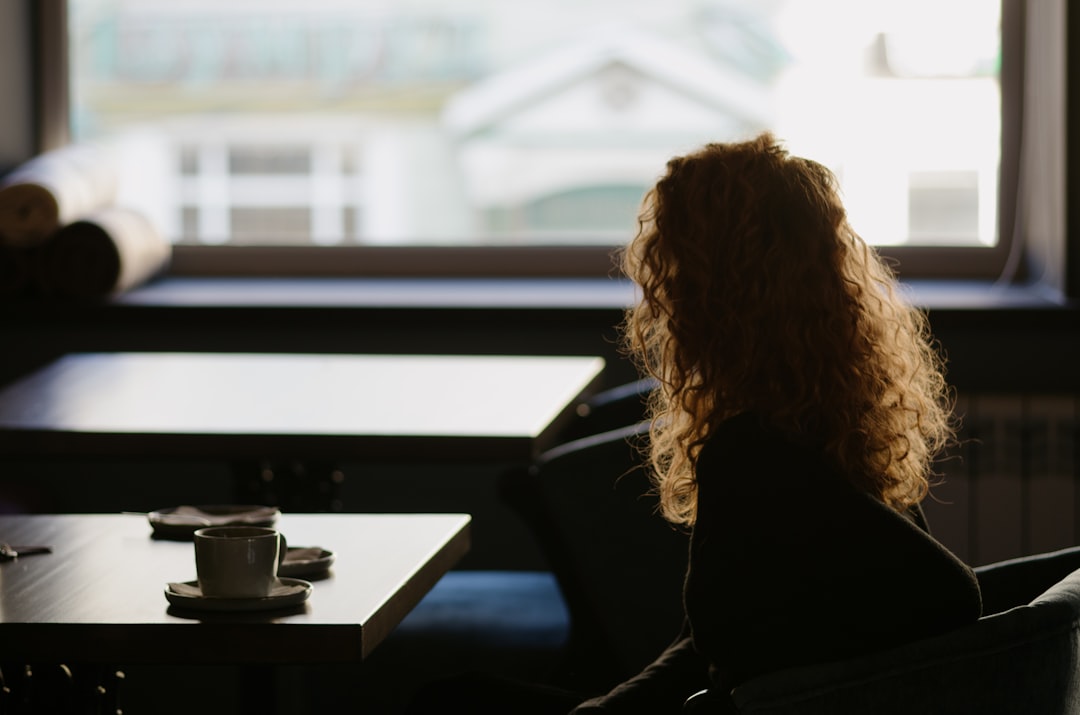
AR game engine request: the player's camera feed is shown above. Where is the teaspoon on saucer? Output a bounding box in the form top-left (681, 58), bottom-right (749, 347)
top-left (0, 543), bottom-right (53, 561)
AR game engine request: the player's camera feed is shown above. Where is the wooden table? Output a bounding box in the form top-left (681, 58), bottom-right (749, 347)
top-left (0, 512), bottom-right (470, 664)
top-left (0, 352), bottom-right (604, 509)
top-left (0, 513), bottom-right (471, 712)
top-left (0, 352), bottom-right (605, 462)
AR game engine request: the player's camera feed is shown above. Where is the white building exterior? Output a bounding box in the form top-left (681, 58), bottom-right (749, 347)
top-left (71, 0), bottom-right (1000, 248)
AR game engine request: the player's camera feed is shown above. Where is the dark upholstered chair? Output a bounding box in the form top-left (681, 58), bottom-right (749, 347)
top-left (375, 380), bottom-right (662, 697)
top-left (684, 567), bottom-right (1080, 714)
top-left (502, 421), bottom-right (689, 691)
top-left (556, 377), bottom-right (657, 443)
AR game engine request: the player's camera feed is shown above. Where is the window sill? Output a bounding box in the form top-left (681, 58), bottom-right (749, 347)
top-left (102, 275), bottom-right (1072, 312)
top-left (111, 275), bottom-right (638, 310)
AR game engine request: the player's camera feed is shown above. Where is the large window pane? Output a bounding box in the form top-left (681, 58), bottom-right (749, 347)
top-left (69, 0), bottom-right (1001, 249)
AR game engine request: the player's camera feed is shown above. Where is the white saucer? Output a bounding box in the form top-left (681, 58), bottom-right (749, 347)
top-left (165, 577), bottom-right (312, 612)
top-left (148, 505), bottom-right (280, 540)
top-left (278, 547), bottom-right (335, 578)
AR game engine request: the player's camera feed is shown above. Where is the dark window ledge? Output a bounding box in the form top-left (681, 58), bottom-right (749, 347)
top-left (112, 276), bottom-right (638, 310)
top-left (102, 276), bottom-right (1073, 312)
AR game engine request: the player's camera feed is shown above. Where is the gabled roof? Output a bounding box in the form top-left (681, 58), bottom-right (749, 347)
top-left (443, 24), bottom-right (772, 137)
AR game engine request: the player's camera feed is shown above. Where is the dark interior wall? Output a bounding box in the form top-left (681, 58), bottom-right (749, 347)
top-left (0, 302), bottom-right (637, 388)
top-left (926, 306), bottom-right (1080, 393)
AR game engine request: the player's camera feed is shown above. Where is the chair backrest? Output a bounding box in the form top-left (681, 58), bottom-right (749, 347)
top-left (725, 567), bottom-right (1080, 714)
top-left (523, 422), bottom-right (689, 683)
top-left (557, 378), bottom-right (657, 443)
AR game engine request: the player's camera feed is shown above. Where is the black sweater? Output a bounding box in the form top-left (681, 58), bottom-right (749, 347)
top-left (572, 412), bottom-right (982, 713)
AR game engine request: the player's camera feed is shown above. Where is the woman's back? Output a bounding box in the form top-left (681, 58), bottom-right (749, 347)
top-left (687, 412), bottom-right (982, 692)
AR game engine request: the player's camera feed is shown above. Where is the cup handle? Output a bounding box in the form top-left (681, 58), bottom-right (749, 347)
top-left (278, 533), bottom-right (288, 565)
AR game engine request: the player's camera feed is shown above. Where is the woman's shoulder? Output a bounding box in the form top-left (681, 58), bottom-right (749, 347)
top-left (697, 412), bottom-right (832, 494)
top-left (694, 412), bottom-right (920, 532)
top-left (703, 411), bottom-right (809, 456)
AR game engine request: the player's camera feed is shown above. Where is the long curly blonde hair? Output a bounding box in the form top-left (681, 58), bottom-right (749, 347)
top-left (621, 133), bottom-right (954, 526)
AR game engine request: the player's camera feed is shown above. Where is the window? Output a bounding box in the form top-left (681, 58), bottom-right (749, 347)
top-left (30, 1), bottom-right (1063, 279)
top-left (908, 171), bottom-right (983, 245)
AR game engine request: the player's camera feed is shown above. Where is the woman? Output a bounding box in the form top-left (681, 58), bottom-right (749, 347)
top-left (572, 132), bottom-right (1080, 713)
top-left (408, 133), bottom-right (1080, 714)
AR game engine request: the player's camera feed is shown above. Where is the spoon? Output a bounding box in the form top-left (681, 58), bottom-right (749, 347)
top-left (0, 543), bottom-right (52, 561)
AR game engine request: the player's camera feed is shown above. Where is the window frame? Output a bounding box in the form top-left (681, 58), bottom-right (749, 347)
top-left (29, 0), bottom-right (1054, 283)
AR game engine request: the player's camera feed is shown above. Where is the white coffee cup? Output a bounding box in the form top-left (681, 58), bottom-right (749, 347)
top-left (194, 526), bottom-right (285, 598)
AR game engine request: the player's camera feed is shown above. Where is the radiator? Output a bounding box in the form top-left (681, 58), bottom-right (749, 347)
top-left (923, 394), bottom-right (1079, 566)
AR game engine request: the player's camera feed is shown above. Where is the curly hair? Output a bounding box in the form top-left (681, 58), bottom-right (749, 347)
top-left (621, 132), bottom-right (955, 526)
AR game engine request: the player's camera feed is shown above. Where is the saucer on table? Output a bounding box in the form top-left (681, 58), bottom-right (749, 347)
top-left (278, 547), bottom-right (335, 578)
top-left (165, 577), bottom-right (312, 612)
top-left (147, 505), bottom-right (280, 540)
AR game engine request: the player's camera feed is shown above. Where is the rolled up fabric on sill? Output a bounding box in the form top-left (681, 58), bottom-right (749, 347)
top-left (0, 143), bottom-right (119, 246)
top-left (40, 207), bottom-right (172, 298)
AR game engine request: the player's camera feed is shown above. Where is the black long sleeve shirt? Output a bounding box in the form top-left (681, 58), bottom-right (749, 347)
top-left (573, 412), bottom-right (982, 714)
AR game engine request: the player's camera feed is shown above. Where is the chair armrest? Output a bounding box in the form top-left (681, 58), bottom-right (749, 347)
top-left (684, 688), bottom-right (728, 713)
